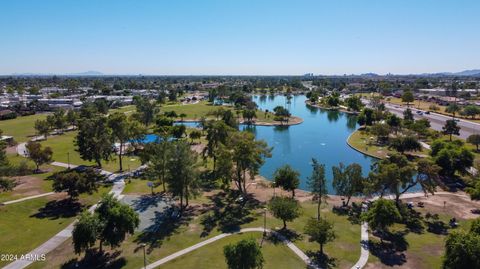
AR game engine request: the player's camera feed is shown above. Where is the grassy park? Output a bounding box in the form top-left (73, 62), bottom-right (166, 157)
top-left (0, 185), bottom-right (110, 267)
top-left (0, 113), bottom-right (47, 142)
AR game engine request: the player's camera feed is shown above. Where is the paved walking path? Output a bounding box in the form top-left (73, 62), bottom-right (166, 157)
top-left (1, 192), bottom-right (56, 205)
top-left (3, 171), bottom-right (125, 269)
top-left (145, 227), bottom-right (319, 269)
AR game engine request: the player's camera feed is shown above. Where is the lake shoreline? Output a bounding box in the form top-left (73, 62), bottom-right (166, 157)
top-left (305, 100), bottom-right (360, 115)
top-left (175, 115), bottom-right (304, 127)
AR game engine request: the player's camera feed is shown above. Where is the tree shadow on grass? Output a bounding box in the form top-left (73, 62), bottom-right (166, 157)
top-left (30, 198), bottom-right (84, 220)
top-left (332, 202), bottom-right (362, 224)
top-left (306, 251), bottom-right (337, 269)
top-left (60, 250), bottom-right (125, 269)
top-left (199, 190), bottom-right (260, 237)
top-left (266, 229), bottom-right (303, 245)
top-left (130, 193), bottom-right (169, 213)
top-left (134, 205), bottom-right (195, 254)
top-left (368, 230), bottom-right (409, 266)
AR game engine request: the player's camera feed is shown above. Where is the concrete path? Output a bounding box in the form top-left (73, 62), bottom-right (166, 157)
top-left (1, 192), bottom-right (56, 205)
top-left (145, 227), bottom-right (319, 269)
top-left (3, 174), bottom-right (125, 269)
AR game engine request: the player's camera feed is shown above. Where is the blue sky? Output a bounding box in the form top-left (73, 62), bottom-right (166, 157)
top-left (0, 0), bottom-right (479, 75)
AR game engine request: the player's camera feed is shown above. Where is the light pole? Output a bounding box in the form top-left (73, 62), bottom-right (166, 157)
top-left (263, 207), bottom-right (267, 236)
top-left (140, 243), bottom-right (147, 269)
top-left (67, 152), bottom-right (70, 169)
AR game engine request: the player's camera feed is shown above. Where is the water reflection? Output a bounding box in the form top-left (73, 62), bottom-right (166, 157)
top-left (326, 110), bottom-right (340, 122)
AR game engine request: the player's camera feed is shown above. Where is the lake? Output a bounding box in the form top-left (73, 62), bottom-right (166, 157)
top-left (177, 95), bottom-right (375, 193)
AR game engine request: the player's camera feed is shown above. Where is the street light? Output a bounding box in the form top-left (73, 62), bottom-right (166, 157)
top-left (263, 207), bottom-right (267, 236)
top-left (67, 152), bottom-right (70, 169)
top-left (140, 243), bottom-right (147, 269)
top-left (272, 181), bottom-right (276, 197)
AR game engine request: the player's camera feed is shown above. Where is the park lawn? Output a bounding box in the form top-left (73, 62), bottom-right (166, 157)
top-left (385, 97), bottom-right (480, 123)
top-left (366, 213), bottom-right (474, 269)
top-left (39, 131), bottom-right (142, 173)
top-left (122, 178), bottom-right (165, 195)
top-left (348, 129), bottom-right (428, 160)
top-left (0, 154), bottom-right (63, 203)
top-left (347, 129), bottom-right (392, 159)
top-left (31, 197), bottom-right (360, 269)
top-left (0, 113), bottom-right (47, 142)
top-left (0, 185), bottom-right (110, 267)
top-left (160, 232), bottom-right (307, 269)
top-left (109, 105), bottom-right (136, 114)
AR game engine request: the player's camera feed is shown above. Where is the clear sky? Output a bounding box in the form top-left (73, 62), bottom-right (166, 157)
top-left (0, 0), bottom-right (479, 75)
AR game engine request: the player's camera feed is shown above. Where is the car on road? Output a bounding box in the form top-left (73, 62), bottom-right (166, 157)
top-left (416, 111), bottom-right (423, 115)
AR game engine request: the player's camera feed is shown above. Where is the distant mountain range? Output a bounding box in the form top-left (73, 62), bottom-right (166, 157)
top-left (5, 69), bottom-right (480, 77)
top-left (9, 70), bottom-right (105, 76)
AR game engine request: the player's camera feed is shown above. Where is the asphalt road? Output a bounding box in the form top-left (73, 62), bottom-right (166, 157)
top-left (383, 103), bottom-right (480, 139)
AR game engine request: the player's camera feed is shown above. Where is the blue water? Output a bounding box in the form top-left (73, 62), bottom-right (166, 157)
top-left (247, 95), bottom-right (375, 192)
top-left (170, 95), bottom-right (376, 193)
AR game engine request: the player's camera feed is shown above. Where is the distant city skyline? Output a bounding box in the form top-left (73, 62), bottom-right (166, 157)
top-left (1, 0), bottom-right (479, 75)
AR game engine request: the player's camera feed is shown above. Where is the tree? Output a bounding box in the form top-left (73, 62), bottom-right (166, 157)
top-left (66, 109), bottom-right (78, 129)
top-left (242, 109), bottom-right (257, 124)
top-left (307, 159), bottom-right (327, 220)
top-left (52, 108), bottom-right (67, 133)
top-left (268, 196), bottom-right (301, 229)
top-left (304, 218), bottom-right (336, 254)
top-left (461, 105), bottom-right (480, 119)
top-left (223, 238), bottom-right (264, 269)
top-left (76, 116), bottom-right (113, 168)
top-left (273, 165), bottom-right (300, 198)
top-left (359, 108), bottom-right (375, 126)
top-left (0, 178), bottom-right (15, 192)
top-left (72, 211), bottom-right (101, 254)
top-left (443, 119), bottom-right (461, 141)
top-left (34, 119), bottom-right (51, 140)
top-left (231, 131), bottom-right (271, 194)
top-left (401, 90), bottom-right (414, 107)
top-left (204, 121), bottom-right (232, 171)
top-left (446, 103), bottom-right (461, 119)
top-left (51, 168), bottom-right (103, 200)
top-left (466, 180), bottom-right (480, 200)
top-left (166, 141), bottom-right (201, 210)
top-left (108, 112), bottom-right (144, 171)
top-left (171, 124), bottom-right (186, 139)
top-left (189, 130), bottom-right (202, 144)
top-left (141, 140), bottom-right (172, 192)
top-left (370, 123), bottom-right (390, 143)
top-left (430, 140), bottom-right (474, 177)
top-left (332, 163), bottom-right (364, 206)
top-left (388, 136), bottom-right (422, 154)
top-left (368, 154), bottom-right (416, 205)
top-left (91, 194), bottom-right (139, 252)
top-left (403, 108), bottom-right (414, 121)
top-left (273, 106), bottom-right (291, 124)
top-left (363, 199), bottom-right (400, 236)
top-left (25, 141), bottom-right (53, 172)
top-left (443, 230), bottom-right (480, 269)
top-left (467, 134), bottom-right (480, 151)
top-left (133, 97), bottom-right (159, 126)
top-left (386, 114), bottom-right (401, 134)
top-left (345, 95), bottom-right (363, 111)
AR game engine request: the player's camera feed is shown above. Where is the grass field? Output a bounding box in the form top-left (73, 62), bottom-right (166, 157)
top-left (0, 113), bottom-right (47, 142)
top-left (0, 185), bottom-right (110, 268)
top-left (0, 154), bottom-right (63, 203)
top-left (39, 131), bottom-right (142, 173)
top-left (29, 199), bottom-right (360, 269)
top-left (160, 232), bottom-right (307, 269)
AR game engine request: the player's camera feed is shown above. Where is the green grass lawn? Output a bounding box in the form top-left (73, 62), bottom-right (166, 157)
top-left (0, 113), bottom-right (47, 142)
top-left (0, 185), bottom-right (110, 268)
top-left (347, 129), bottom-right (391, 159)
top-left (29, 198), bottom-right (360, 269)
top-left (161, 232), bottom-right (307, 269)
top-left (366, 210), bottom-right (475, 268)
top-left (39, 131), bottom-right (141, 173)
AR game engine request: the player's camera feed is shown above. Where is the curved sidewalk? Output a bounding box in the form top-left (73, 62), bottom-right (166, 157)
top-left (145, 227), bottom-right (319, 269)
